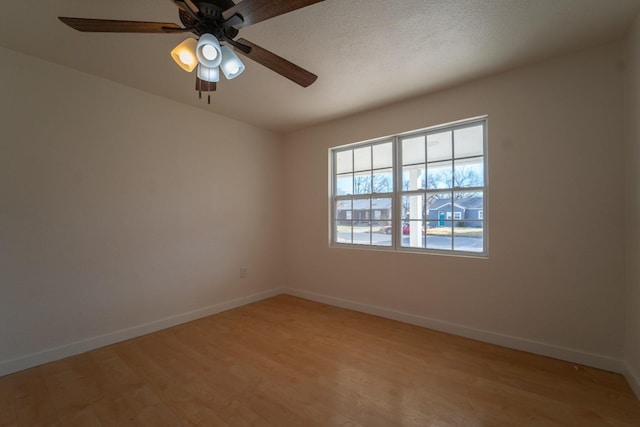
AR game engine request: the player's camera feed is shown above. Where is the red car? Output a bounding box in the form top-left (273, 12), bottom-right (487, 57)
top-left (383, 223), bottom-right (411, 234)
top-left (383, 223), bottom-right (425, 235)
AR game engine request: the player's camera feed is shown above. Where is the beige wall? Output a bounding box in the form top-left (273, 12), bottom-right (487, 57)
top-left (1, 31), bottom-right (635, 380)
top-left (626, 14), bottom-right (640, 395)
top-left (0, 47), bottom-right (284, 373)
top-left (284, 42), bottom-right (627, 367)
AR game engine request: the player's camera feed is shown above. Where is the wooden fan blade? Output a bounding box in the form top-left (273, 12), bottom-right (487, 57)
top-left (222, 0), bottom-right (324, 29)
top-left (235, 38), bottom-right (317, 87)
top-left (58, 17), bottom-right (187, 33)
top-left (183, 0), bottom-right (200, 14)
top-left (172, 0), bottom-right (198, 20)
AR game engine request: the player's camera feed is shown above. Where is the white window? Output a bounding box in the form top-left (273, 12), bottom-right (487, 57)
top-left (331, 117), bottom-right (487, 255)
top-left (446, 211), bottom-right (462, 220)
top-left (333, 141), bottom-right (394, 246)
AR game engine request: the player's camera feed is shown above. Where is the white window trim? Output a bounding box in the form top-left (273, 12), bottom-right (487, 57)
top-left (330, 116), bottom-right (488, 257)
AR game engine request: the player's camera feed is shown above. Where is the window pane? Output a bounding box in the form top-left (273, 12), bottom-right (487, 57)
top-left (335, 199), bottom-right (352, 223)
top-left (372, 233), bottom-right (392, 247)
top-left (372, 197), bottom-right (392, 246)
top-left (372, 168), bottom-right (393, 193)
top-left (402, 135), bottom-right (425, 165)
top-left (455, 125), bottom-right (484, 158)
top-left (335, 222), bottom-right (352, 244)
top-left (372, 198), bottom-right (392, 221)
top-left (452, 191), bottom-right (484, 251)
top-left (453, 191), bottom-right (484, 223)
top-left (336, 150), bottom-right (353, 174)
top-left (427, 130), bottom-right (452, 162)
top-left (372, 142), bottom-right (393, 169)
top-left (335, 201), bottom-right (354, 242)
top-left (336, 174), bottom-right (353, 195)
top-left (353, 146), bottom-right (371, 172)
top-left (353, 171), bottom-right (371, 195)
top-left (372, 198), bottom-right (392, 247)
top-left (400, 220), bottom-right (425, 248)
top-left (351, 198), bottom-right (370, 223)
top-left (352, 226), bottom-right (371, 245)
top-left (380, 222), bottom-right (393, 235)
top-left (454, 221), bottom-right (483, 252)
top-left (349, 198), bottom-right (371, 245)
top-left (401, 196), bottom-right (410, 221)
top-left (454, 157), bottom-right (484, 188)
top-left (426, 193), bottom-right (452, 227)
top-left (427, 161), bottom-right (453, 189)
top-left (402, 164), bottom-right (426, 191)
top-left (402, 194), bottom-right (425, 220)
top-left (426, 221), bottom-right (453, 250)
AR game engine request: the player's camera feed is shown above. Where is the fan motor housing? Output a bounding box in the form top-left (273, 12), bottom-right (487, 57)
top-left (179, 0), bottom-right (239, 39)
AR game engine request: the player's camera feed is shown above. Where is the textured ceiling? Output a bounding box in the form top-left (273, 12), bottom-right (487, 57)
top-left (1, 0), bottom-right (640, 132)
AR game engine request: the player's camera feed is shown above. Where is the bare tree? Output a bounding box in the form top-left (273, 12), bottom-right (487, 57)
top-left (453, 166), bottom-right (482, 189)
top-left (353, 176), bottom-right (371, 194)
top-left (354, 174), bottom-right (393, 194)
top-left (426, 166), bottom-right (482, 198)
top-left (372, 174), bottom-right (392, 193)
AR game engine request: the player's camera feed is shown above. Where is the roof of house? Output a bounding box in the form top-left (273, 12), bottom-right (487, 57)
top-left (428, 196), bottom-right (483, 210)
top-left (336, 198), bottom-right (392, 211)
top-left (337, 197), bottom-right (482, 211)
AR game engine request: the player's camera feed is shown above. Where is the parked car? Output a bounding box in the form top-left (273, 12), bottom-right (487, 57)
top-left (383, 223), bottom-right (412, 234)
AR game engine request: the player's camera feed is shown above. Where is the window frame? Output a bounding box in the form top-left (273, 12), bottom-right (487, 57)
top-left (330, 117), bottom-right (488, 257)
top-left (331, 139), bottom-right (396, 247)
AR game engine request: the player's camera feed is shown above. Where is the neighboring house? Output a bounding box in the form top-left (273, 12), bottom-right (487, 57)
top-left (426, 197), bottom-right (483, 228)
top-left (336, 198), bottom-right (392, 225)
top-left (336, 197), bottom-right (482, 227)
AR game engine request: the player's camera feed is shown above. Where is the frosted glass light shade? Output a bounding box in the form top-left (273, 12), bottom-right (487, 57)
top-left (170, 38), bottom-right (198, 72)
top-left (196, 33), bottom-right (222, 68)
top-left (197, 64), bottom-right (220, 82)
top-left (220, 46), bottom-right (245, 79)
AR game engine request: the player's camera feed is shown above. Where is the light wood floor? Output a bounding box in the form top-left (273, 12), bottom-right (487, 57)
top-left (1, 295), bottom-right (639, 426)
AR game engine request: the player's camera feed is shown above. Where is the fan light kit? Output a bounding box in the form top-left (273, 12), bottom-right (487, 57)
top-left (58, 0), bottom-right (323, 104)
top-left (171, 38), bottom-right (198, 72)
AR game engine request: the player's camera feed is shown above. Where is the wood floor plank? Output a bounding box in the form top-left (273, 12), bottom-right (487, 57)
top-left (1, 294), bottom-right (639, 426)
top-left (11, 367), bottom-right (60, 426)
top-left (0, 374), bottom-right (17, 427)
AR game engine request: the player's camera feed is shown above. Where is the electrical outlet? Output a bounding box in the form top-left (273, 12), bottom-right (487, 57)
top-left (240, 267), bottom-right (248, 278)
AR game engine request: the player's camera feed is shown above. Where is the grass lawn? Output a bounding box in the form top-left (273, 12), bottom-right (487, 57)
top-left (428, 227), bottom-right (483, 238)
top-left (336, 225), bottom-right (483, 238)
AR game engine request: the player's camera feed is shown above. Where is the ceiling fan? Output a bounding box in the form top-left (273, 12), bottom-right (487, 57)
top-left (59, 0), bottom-right (324, 103)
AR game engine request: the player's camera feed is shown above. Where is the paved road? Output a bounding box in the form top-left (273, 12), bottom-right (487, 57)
top-left (336, 231), bottom-right (482, 252)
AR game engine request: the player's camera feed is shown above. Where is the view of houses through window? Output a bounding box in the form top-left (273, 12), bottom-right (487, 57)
top-left (331, 118), bottom-right (487, 255)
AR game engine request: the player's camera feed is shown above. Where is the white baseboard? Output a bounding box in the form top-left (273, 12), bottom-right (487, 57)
top-left (625, 363), bottom-right (640, 400)
top-left (284, 289), bottom-right (626, 374)
top-left (0, 288), bottom-right (285, 377)
top-left (1, 287), bottom-right (628, 381)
